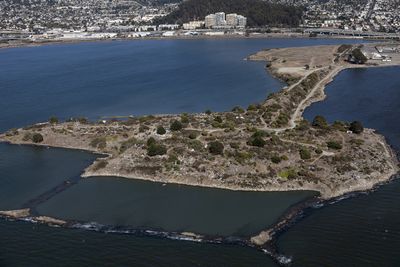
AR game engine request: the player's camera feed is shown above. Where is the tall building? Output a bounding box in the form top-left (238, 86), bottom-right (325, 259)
top-left (204, 12), bottom-right (246, 29)
top-left (205, 14), bottom-right (216, 28)
top-left (215, 12), bottom-right (226, 26)
top-left (237, 15), bottom-right (247, 28)
top-left (226, 13), bottom-right (238, 26)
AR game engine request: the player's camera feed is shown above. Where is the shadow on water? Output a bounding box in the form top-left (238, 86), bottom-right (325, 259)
top-left (21, 174), bottom-right (82, 216)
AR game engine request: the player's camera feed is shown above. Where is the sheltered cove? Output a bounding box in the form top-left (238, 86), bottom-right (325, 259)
top-left (1, 43), bottom-right (400, 248)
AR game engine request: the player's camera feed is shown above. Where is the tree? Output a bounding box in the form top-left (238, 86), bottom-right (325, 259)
top-left (299, 148), bottom-right (311, 160)
top-left (271, 155), bottom-right (281, 164)
top-left (327, 141), bottom-right (342, 150)
top-left (349, 121), bottom-right (364, 134)
top-left (147, 137), bottom-right (156, 146)
top-left (154, 0), bottom-right (303, 27)
top-left (232, 106), bottom-right (244, 113)
top-left (49, 116), bottom-right (59, 124)
top-left (248, 135), bottom-right (266, 147)
top-left (208, 141), bottom-right (224, 155)
top-left (157, 126), bottom-right (166, 135)
top-left (351, 48), bottom-right (368, 64)
top-left (247, 104), bottom-right (257, 111)
top-left (181, 113), bottom-right (189, 124)
top-left (31, 133), bottom-right (44, 143)
top-left (147, 143), bottom-right (167, 156)
top-left (312, 115), bottom-right (328, 128)
top-left (170, 120), bottom-right (183, 131)
top-left (214, 116), bottom-right (223, 123)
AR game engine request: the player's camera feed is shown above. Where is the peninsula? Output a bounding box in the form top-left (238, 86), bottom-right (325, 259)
top-left (1, 43), bottom-right (399, 202)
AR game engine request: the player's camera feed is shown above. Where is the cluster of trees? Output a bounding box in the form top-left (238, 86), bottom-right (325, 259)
top-left (155, 0), bottom-right (303, 27)
top-left (147, 137), bottom-right (167, 156)
top-left (312, 115), bottom-right (364, 134)
top-left (350, 48), bottom-right (368, 64)
top-left (23, 132), bottom-right (43, 143)
top-left (208, 141), bottom-right (224, 155)
top-left (247, 130), bottom-right (267, 147)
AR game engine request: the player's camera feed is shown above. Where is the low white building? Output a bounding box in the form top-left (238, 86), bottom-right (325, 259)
top-left (183, 21), bottom-right (205, 30)
top-left (157, 24), bottom-right (179, 31)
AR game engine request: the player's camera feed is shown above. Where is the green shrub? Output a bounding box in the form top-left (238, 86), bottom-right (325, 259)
top-left (214, 116), bottom-right (223, 124)
top-left (232, 106), bottom-right (245, 113)
top-left (156, 126), bottom-right (166, 135)
top-left (23, 132), bottom-right (33, 141)
top-left (350, 139), bottom-right (364, 146)
top-left (139, 125), bottom-right (149, 133)
top-left (248, 136), bottom-right (266, 147)
top-left (147, 143), bottom-right (167, 156)
top-left (234, 151), bottom-right (252, 163)
top-left (279, 168), bottom-right (297, 179)
top-left (93, 160), bottom-right (108, 171)
top-left (147, 137), bottom-right (156, 146)
top-left (312, 115), bottom-right (328, 128)
top-left (299, 148), bottom-right (311, 160)
top-left (296, 120), bottom-right (310, 131)
top-left (170, 120), bottom-right (183, 131)
top-left (208, 141), bottom-right (224, 155)
top-left (315, 148), bottom-right (323, 154)
top-left (247, 104), bottom-right (257, 111)
top-left (327, 141), bottom-right (342, 150)
top-left (181, 113), bottom-right (189, 124)
top-left (188, 132), bottom-right (198, 139)
top-left (49, 116), bottom-right (59, 124)
top-left (188, 140), bottom-right (204, 152)
top-left (271, 155), bottom-right (282, 164)
top-left (349, 121), bottom-right (364, 134)
top-left (332, 121), bottom-right (347, 131)
top-left (252, 130), bottom-right (267, 138)
top-left (31, 133), bottom-right (44, 143)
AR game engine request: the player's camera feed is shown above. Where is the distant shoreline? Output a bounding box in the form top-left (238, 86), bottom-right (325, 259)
top-left (0, 32), bottom-right (368, 51)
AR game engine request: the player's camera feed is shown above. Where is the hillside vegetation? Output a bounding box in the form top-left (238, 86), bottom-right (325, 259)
top-left (155, 0), bottom-right (303, 27)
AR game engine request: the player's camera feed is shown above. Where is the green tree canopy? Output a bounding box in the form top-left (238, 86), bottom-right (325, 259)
top-left (32, 133), bottom-right (44, 143)
top-left (170, 120), bottom-right (183, 131)
top-left (208, 141), bottom-right (224, 155)
top-left (312, 115), bottom-right (328, 128)
top-left (349, 121), bottom-right (364, 134)
top-left (157, 126), bottom-right (166, 135)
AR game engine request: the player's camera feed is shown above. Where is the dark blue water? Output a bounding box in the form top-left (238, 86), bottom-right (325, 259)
top-left (36, 176), bottom-right (315, 236)
top-left (0, 38), bottom-right (361, 132)
top-left (304, 66), bottom-right (400, 151)
top-left (0, 218), bottom-right (279, 267)
top-left (0, 143), bottom-right (97, 210)
top-left (278, 66), bottom-right (400, 266)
